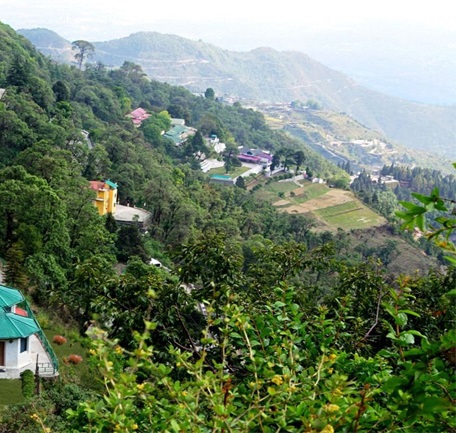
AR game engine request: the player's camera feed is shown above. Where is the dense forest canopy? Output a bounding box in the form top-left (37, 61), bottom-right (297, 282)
top-left (0, 21), bottom-right (455, 432)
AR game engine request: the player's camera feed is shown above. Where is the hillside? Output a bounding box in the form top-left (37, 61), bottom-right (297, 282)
top-left (15, 27), bottom-right (73, 63)
top-left (18, 28), bottom-right (456, 160)
top-left (6, 21), bottom-right (446, 277)
top-left (249, 177), bottom-right (439, 275)
top-left (1, 20), bottom-right (455, 433)
top-left (255, 102), bottom-right (454, 175)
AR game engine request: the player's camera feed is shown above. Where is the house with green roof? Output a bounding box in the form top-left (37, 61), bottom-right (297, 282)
top-left (0, 285), bottom-right (58, 378)
top-left (164, 122), bottom-right (196, 146)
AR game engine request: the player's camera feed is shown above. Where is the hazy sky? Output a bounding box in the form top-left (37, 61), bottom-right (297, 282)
top-left (0, 0), bottom-right (453, 46)
top-left (2, 0), bottom-right (455, 104)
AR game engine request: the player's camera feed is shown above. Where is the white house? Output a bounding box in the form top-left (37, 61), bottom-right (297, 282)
top-left (0, 285), bottom-right (58, 378)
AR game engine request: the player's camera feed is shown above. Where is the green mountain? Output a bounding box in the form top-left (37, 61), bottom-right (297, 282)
top-left (18, 29), bottom-right (456, 160)
top-left (17, 27), bottom-right (74, 63)
top-left (2, 21), bottom-right (455, 433)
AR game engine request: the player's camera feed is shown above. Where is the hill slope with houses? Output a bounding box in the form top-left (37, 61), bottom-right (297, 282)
top-left (18, 27), bottom-right (456, 160)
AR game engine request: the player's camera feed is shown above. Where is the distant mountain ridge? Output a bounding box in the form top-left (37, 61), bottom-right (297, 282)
top-left (18, 28), bottom-right (456, 160)
top-left (17, 28), bottom-right (74, 63)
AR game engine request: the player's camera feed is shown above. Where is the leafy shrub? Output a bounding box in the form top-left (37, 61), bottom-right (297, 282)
top-left (34, 311), bottom-right (50, 329)
top-left (20, 369), bottom-right (35, 398)
top-left (44, 382), bottom-right (93, 415)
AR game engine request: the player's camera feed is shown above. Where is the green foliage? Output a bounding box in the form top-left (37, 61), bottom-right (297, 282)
top-left (0, 22), bottom-right (455, 433)
top-left (0, 166), bottom-right (71, 266)
top-left (71, 40), bottom-right (95, 70)
top-left (67, 284), bottom-right (455, 432)
top-left (115, 225), bottom-right (148, 263)
top-left (396, 163), bottom-right (456, 265)
top-left (52, 80), bottom-right (70, 102)
top-left (235, 175), bottom-right (246, 189)
top-left (140, 110), bottom-right (171, 145)
top-left (328, 175), bottom-right (349, 189)
top-left (20, 370), bottom-right (35, 399)
top-left (43, 382), bottom-right (94, 416)
top-left (204, 87), bottom-right (215, 100)
top-left (4, 242), bottom-right (28, 290)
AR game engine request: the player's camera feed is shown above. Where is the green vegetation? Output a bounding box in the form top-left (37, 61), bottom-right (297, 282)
top-left (23, 28), bottom-right (456, 159)
top-left (295, 183), bottom-right (328, 201)
top-left (208, 165), bottom-right (249, 177)
top-left (253, 180), bottom-right (386, 231)
top-left (0, 21), bottom-right (454, 432)
top-left (44, 330), bottom-right (91, 383)
top-left (315, 201), bottom-right (385, 230)
top-left (254, 179), bottom-right (299, 201)
top-left (395, 163), bottom-right (456, 266)
top-left (20, 370), bottom-right (35, 399)
top-left (0, 380), bottom-right (23, 405)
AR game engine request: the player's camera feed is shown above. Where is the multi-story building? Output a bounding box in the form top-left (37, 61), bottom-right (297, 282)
top-left (89, 179), bottom-right (118, 216)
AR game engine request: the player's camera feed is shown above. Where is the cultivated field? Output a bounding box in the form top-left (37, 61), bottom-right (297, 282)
top-left (257, 180), bottom-right (386, 231)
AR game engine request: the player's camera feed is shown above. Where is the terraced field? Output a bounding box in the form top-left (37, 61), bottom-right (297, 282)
top-left (257, 180), bottom-right (386, 231)
top-left (314, 201), bottom-right (384, 230)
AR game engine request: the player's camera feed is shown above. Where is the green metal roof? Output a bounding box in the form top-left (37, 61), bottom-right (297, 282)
top-left (164, 125), bottom-right (187, 144)
top-left (0, 285), bottom-right (24, 308)
top-left (0, 311), bottom-right (40, 339)
top-left (105, 179), bottom-right (118, 189)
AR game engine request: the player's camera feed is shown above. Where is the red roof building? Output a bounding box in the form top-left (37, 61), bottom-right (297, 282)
top-left (127, 108), bottom-right (150, 126)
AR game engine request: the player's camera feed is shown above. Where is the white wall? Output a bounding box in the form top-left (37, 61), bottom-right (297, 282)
top-left (4, 338), bottom-right (31, 368)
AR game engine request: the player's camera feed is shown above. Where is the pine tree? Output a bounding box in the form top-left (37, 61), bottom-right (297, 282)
top-left (4, 243), bottom-right (28, 290)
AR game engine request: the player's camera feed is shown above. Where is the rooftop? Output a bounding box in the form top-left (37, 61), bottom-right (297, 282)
top-left (89, 180), bottom-right (117, 191)
top-left (105, 179), bottom-right (118, 189)
top-left (115, 204), bottom-right (151, 224)
top-left (0, 285), bottom-right (24, 308)
top-left (170, 118), bottom-right (185, 126)
top-left (0, 310), bottom-right (40, 339)
top-left (127, 107), bottom-right (150, 126)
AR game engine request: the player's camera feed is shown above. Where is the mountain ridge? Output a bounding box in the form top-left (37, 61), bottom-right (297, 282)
top-left (18, 27), bottom-right (456, 160)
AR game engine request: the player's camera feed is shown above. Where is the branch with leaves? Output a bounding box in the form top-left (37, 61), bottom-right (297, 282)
top-left (396, 163), bottom-right (456, 266)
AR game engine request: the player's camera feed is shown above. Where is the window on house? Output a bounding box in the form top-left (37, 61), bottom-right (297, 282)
top-left (20, 337), bottom-right (28, 353)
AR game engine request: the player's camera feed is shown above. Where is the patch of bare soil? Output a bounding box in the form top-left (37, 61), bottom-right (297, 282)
top-left (273, 199), bottom-right (291, 207)
top-left (292, 187), bottom-right (306, 195)
top-left (276, 189), bottom-right (355, 213)
top-left (296, 190), bottom-right (354, 211)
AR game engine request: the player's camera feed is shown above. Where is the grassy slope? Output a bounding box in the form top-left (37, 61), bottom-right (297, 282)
top-left (256, 180), bottom-right (386, 231)
top-left (0, 380), bottom-right (23, 405)
top-left (43, 329), bottom-right (92, 385)
top-left (208, 166), bottom-right (250, 177)
top-left (347, 225), bottom-right (440, 276)
top-left (254, 178), bottom-right (437, 274)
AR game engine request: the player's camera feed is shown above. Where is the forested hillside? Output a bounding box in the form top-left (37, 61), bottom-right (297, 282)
top-left (1, 21), bottom-right (455, 432)
top-left (19, 27), bottom-right (456, 160)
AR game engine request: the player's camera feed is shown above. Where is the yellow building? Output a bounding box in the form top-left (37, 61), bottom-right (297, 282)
top-left (89, 180), bottom-right (118, 216)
